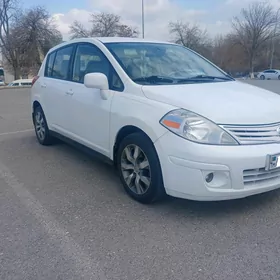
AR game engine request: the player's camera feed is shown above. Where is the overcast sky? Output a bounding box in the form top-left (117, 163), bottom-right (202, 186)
top-left (24, 0), bottom-right (280, 40)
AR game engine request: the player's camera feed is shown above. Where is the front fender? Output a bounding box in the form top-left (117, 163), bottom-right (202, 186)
top-left (109, 94), bottom-right (175, 159)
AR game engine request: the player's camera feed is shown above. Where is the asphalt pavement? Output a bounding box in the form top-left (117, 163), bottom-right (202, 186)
top-left (1, 82), bottom-right (280, 280)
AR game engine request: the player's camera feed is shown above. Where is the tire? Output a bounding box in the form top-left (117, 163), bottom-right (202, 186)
top-left (260, 75), bottom-right (265, 80)
top-left (278, 75), bottom-right (280, 80)
top-left (117, 132), bottom-right (166, 204)
top-left (33, 106), bottom-right (55, 146)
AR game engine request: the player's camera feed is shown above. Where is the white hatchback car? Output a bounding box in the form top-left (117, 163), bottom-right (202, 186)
top-left (31, 37), bottom-right (280, 204)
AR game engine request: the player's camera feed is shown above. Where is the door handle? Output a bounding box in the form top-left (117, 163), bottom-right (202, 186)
top-left (41, 84), bottom-right (46, 88)
top-left (66, 89), bottom-right (74, 96)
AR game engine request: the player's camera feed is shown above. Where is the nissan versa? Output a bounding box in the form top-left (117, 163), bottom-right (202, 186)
top-left (31, 37), bottom-right (280, 204)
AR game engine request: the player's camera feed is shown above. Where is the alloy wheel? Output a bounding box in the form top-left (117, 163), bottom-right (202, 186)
top-left (120, 144), bottom-right (151, 195)
top-left (35, 110), bottom-right (46, 141)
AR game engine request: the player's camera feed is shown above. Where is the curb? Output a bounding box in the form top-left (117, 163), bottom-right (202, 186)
top-left (0, 86), bottom-right (31, 90)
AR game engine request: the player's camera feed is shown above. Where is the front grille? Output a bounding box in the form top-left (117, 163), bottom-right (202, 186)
top-left (243, 167), bottom-right (280, 187)
top-left (221, 123), bottom-right (280, 144)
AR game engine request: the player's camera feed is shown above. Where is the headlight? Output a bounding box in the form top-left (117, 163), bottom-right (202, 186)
top-left (160, 109), bottom-right (239, 145)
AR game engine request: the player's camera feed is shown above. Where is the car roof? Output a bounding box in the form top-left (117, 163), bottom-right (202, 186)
top-left (48, 37), bottom-right (176, 53)
top-left (96, 37), bottom-right (173, 44)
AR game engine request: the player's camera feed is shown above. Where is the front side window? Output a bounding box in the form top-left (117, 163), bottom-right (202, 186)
top-left (72, 44), bottom-right (107, 83)
top-left (105, 42), bottom-right (233, 85)
top-left (52, 46), bottom-right (74, 80)
top-left (72, 43), bottom-right (123, 91)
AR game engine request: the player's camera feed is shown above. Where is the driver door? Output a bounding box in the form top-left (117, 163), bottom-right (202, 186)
top-left (66, 43), bottom-right (124, 156)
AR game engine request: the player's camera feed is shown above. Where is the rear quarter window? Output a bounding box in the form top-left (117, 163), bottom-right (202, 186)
top-left (45, 52), bottom-right (56, 77)
top-left (52, 46), bottom-right (74, 80)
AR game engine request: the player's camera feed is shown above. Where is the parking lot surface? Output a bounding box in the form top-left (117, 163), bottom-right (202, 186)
top-left (1, 82), bottom-right (280, 280)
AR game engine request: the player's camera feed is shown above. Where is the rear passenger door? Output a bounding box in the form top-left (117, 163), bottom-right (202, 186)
top-left (41, 44), bottom-right (75, 132)
top-left (271, 70), bottom-right (278, 80)
top-left (265, 70), bottom-right (274, 79)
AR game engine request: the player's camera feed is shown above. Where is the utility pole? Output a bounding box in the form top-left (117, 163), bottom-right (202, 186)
top-left (270, 8), bottom-right (279, 69)
top-left (142, 0), bottom-right (145, 38)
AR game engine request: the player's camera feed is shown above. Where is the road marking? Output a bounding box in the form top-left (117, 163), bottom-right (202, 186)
top-left (0, 160), bottom-right (107, 280)
top-left (0, 129), bottom-right (33, 136)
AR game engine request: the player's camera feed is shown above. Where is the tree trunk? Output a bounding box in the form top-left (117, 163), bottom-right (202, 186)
top-left (249, 55), bottom-right (254, 79)
top-left (13, 67), bottom-right (20, 80)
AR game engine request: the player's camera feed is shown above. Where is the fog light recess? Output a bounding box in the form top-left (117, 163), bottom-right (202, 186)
top-left (202, 170), bottom-right (231, 189)
top-left (205, 172), bottom-right (214, 183)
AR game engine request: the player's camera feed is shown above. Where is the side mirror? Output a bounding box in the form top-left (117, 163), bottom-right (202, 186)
top-left (84, 73), bottom-right (109, 90)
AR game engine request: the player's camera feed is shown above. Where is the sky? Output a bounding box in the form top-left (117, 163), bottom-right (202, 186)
top-left (23, 0), bottom-right (280, 40)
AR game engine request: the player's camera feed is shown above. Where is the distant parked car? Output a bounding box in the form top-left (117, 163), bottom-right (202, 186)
top-left (8, 79), bottom-right (32, 87)
top-left (257, 69), bottom-right (280, 80)
top-left (0, 79), bottom-right (5, 86)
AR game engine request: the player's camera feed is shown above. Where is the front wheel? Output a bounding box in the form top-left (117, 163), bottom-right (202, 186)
top-left (260, 75), bottom-right (265, 80)
top-left (117, 132), bottom-right (166, 204)
top-left (278, 75), bottom-right (280, 80)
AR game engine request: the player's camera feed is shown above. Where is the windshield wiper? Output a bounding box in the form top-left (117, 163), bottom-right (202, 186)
top-left (177, 74), bottom-right (233, 83)
top-left (133, 75), bottom-right (175, 84)
top-left (194, 74), bottom-right (233, 80)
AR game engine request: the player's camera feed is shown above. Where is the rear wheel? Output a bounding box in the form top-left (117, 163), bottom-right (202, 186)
top-left (117, 132), bottom-right (165, 204)
top-left (33, 106), bottom-right (55, 145)
top-left (278, 75), bottom-right (280, 80)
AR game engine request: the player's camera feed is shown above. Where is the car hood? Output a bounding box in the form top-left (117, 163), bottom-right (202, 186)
top-left (141, 81), bottom-right (280, 124)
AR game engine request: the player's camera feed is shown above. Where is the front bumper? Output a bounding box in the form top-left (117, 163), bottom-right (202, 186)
top-left (154, 132), bottom-right (280, 201)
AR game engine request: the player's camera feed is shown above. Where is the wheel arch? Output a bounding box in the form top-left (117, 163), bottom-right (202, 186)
top-left (32, 100), bottom-right (42, 120)
top-left (113, 125), bottom-right (154, 166)
top-left (33, 100), bottom-right (41, 111)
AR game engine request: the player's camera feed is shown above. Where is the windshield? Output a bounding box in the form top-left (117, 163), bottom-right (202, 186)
top-left (104, 42), bottom-right (232, 85)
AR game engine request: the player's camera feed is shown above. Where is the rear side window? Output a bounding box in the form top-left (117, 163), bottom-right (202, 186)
top-left (45, 52), bottom-right (55, 77)
top-left (52, 46), bottom-right (73, 80)
top-left (45, 46), bottom-right (74, 80)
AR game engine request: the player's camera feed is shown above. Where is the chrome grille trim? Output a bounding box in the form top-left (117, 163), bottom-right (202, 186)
top-left (220, 123), bottom-right (280, 144)
top-left (243, 167), bottom-right (280, 186)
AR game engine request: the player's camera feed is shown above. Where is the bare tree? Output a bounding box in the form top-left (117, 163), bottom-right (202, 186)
top-left (70, 20), bottom-right (90, 38)
top-left (211, 34), bottom-right (249, 74)
top-left (69, 12), bottom-right (138, 39)
top-left (169, 21), bottom-right (209, 54)
top-left (232, 1), bottom-right (278, 76)
top-left (0, 0), bottom-right (22, 79)
top-left (13, 6), bottom-right (62, 75)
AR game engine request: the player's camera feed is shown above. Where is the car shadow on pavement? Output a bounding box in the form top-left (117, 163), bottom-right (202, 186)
top-left (20, 135), bottom-right (280, 219)
top-left (149, 189), bottom-right (280, 218)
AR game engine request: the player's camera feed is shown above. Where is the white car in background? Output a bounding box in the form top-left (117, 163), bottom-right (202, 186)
top-left (257, 69), bottom-right (280, 80)
top-left (31, 37), bottom-right (280, 204)
top-left (8, 79), bottom-right (32, 87)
